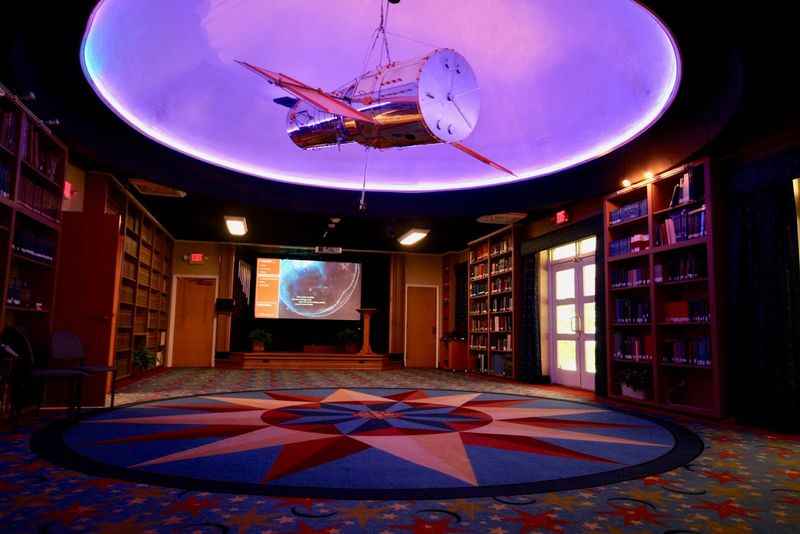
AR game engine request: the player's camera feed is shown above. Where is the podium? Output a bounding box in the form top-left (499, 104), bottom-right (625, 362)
top-left (356, 308), bottom-right (378, 355)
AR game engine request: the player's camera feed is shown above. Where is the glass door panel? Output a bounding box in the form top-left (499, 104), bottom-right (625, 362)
top-left (548, 238), bottom-right (597, 391)
top-left (557, 340), bottom-right (577, 371)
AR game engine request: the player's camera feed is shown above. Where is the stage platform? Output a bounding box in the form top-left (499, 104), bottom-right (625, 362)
top-left (223, 351), bottom-right (390, 370)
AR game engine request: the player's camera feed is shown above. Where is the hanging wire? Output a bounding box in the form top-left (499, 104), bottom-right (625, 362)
top-left (358, 146), bottom-right (371, 213)
top-left (357, 0), bottom-right (394, 212)
top-left (385, 30), bottom-right (442, 51)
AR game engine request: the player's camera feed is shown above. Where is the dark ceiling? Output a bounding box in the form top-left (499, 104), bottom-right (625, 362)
top-left (2, 2), bottom-right (798, 252)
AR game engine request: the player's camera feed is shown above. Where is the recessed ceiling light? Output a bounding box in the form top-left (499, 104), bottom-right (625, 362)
top-left (224, 216), bottom-right (248, 236)
top-left (398, 228), bottom-right (429, 246)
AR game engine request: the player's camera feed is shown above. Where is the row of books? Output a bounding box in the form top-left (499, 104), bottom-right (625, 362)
top-left (611, 266), bottom-right (649, 288)
top-left (609, 233), bottom-right (649, 257)
top-left (491, 333), bottom-right (512, 351)
top-left (470, 317), bottom-right (488, 332)
top-left (21, 121), bottom-right (62, 180)
top-left (469, 244), bottom-right (489, 264)
top-left (491, 315), bottom-right (512, 331)
top-left (654, 252), bottom-right (706, 282)
top-left (661, 336), bottom-right (711, 367)
top-left (0, 110), bottom-right (18, 152)
top-left (614, 297), bottom-right (651, 324)
top-left (491, 256), bottom-right (512, 273)
top-left (654, 206), bottom-right (706, 246)
top-left (0, 162), bottom-right (10, 198)
top-left (612, 333), bottom-right (654, 361)
top-left (470, 333), bottom-right (488, 349)
top-left (665, 171), bottom-right (704, 208)
top-left (6, 276), bottom-right (46, 310)
top-left (17, 175), bottom-right (61, 221)
top-left (471, 262), bottom-right (488, 278)
top-left (610, 198), bottom-right (647, 225)
top-left (470, 280), bottom-right (488, 297)
top-left (491, 277), bottom-right (512, 292)
top-left (490, 239), bottom-right (511, 256)
top-left (663, 299), bottom-right (710, 323)
top-left (13, 228), bottom-right (56, 263)
top-left (490, 295), bottom-right (512, 312)
top-left (470, 301), bottom-right (488, 314)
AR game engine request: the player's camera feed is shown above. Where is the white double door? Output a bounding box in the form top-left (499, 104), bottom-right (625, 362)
top-left (549, 256), bottom-right (596, 390)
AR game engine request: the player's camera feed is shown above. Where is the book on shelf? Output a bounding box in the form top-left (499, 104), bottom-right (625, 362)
top-left (490, 256), bottom-right (512, 273)
top-left (609, 198), bottom-right (647, 225)
top-left (491, 314), bottom-right (512, 331)
top-left (609, 233), bottom-right (649, 257)
top-left (470, 281), bottom-right (488, 298)
top-left (663, 299), bottom-right (709, 323)
top-left (613, 332), bottom-right (654, 361)
top-left (0, 161), bottom-right (11, 198)
top-left (611, 266), bottom-right (649, 288)
top-left (491, 277), bottom-right (512, 292)
top-left (490, 294), bottom-right (513, 313)
top-left (661, 336), bottom-right (711, 366)
top-left (668, 171), bottom-right (705, 208)
top-left (614, 297), bottom-right (650, 324)
top-left (490, 333), bottom-right (512, 351)
top-left (471, 262), bottom-right (488, 278)
top-left (17, 174), bottom-right (61, 221)
top-left (655, 205), bottom-right (706, 246)
top-left (0, 110), bottom-right (18, 152)
top-left (654, 251), bottom-right (705, 282)
top-left (490, 238), bottom-right (511, 256)
top-left (12, 227), bottom-right (56, 263)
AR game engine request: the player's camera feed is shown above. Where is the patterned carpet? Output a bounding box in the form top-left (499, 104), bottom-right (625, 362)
top-left (1, 369), bottom-right (799, 533)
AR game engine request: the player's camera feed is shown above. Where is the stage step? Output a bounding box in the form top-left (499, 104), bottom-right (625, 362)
top-left (226, 352), bottom-right (390, 370)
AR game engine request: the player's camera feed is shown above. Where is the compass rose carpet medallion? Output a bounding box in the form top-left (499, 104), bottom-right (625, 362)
top-left (55, 388), bottom-right (695, 498)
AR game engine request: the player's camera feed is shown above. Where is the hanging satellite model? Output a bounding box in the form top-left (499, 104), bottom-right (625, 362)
top-left (236, 4), bottom-right (515, 179)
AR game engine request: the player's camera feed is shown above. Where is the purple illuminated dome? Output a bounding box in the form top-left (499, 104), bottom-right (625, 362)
top-left (81, 0), bottom-right (680, 192)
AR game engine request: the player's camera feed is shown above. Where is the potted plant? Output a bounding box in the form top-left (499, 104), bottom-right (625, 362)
top-left (616, 366), bottom-right (651, 400)
top-left (132, 348), bottom-right (157, 372)
top-left (248, 329), bottom-right (272, 352)
top-left (335, 327), bottom-right (361, 353)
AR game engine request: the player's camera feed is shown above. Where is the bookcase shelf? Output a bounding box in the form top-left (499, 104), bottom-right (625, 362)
top-left (54, 170), bottom-right (173, 403)
top-left (467, 225), bottom-right (520, 378)
top-left (603, 158), bottom-right (723, 417)
top-left (0, 85), bottom-right (64, 350)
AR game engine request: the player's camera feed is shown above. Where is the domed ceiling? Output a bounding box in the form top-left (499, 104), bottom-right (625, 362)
top-left (81, 0), bottom-right (680, 192)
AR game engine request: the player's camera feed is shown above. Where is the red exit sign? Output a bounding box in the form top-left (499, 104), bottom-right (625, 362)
top-left (186, 253), bottom-right (205, 264)
top-left (554, 210), bottom-right (570, 224)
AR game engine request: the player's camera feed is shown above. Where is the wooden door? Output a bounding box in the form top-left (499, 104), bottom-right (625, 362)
top-left (172, 277), bottom-right (216, 367)
top-left (405, 286), bottom-right (437, 367)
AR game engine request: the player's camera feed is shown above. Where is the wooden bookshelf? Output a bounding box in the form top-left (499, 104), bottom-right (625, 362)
top-left (603, 158), bottom-right (724, 417)
top-left (114, 200), bottom-right (172, 378)
top-left (0, 84), bottom-right (64, 352)
top-left (467, 225), bottom-right (520, 378)
top-left (55, 171), bottom-right (173, 405)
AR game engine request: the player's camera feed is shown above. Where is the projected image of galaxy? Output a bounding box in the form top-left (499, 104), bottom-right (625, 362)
top-left (278, 260), bottom-right (361, 320)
